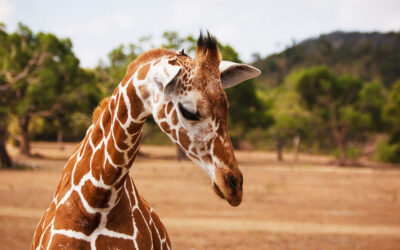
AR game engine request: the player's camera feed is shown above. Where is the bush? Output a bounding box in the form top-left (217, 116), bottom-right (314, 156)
top-left (331, 145), bottom-right (362, 161)
top-left (346, 146), bottom-right (362, 160)
top-left (375, 139), bottom-right (400, 164)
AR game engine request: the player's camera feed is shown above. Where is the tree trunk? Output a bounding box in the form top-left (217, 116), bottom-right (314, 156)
top-left (57, 130), bottom-right (65, 151)
top-left (0, 137), bottom-right (12, 168)
top-left (293, 135), bottom-right (300, 162)
top-left (333, 128), bottom-right (346, 166)
top-left (18, 115), bottom-right (31, 156)
top-left (275, 135), bottom-right (284, 161)
top-left (336, 135), bottom-right (346, 166)
top-left (327, 102), bottom-right (347, 166)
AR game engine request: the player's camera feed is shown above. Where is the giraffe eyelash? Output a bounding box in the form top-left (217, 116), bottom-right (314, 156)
top-left (178, 103), bottom-right (200, 121)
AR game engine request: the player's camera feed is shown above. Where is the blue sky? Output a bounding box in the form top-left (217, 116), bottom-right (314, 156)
top-left (1, 0), bottom-right (399, 67)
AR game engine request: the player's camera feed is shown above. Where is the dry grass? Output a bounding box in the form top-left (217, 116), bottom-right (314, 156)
top-left (1, 142), bottom-right (400, 249)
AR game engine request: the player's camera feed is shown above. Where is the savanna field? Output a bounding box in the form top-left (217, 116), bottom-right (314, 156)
top-left (1, 142), bottom-right (399, 250)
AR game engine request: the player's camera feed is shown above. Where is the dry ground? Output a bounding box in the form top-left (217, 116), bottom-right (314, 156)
top-left (1, 142), bottom-right (400, 250)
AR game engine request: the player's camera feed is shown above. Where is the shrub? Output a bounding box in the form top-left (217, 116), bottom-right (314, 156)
top-left (375, 139), bottom-right (400, 164)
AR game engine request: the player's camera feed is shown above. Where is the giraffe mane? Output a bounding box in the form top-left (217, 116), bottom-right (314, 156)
top-left (92, 96), bottom-right (111, 122)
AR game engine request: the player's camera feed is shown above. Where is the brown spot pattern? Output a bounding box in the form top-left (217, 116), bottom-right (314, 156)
top-left (91, 144), bottom-right (105, 181)
top-left (81, 180), bottom-right (111, 208)
top-left (102, 160), bottom-right (122, 185)
top-left (178, 128), bottom-right (190, 150)
top-left (127, 84), bottom-right (144, 119)
top-left (73, 145), bottom-right (91, 185)
top-left (96, 235), bottom-right (135, 249)
top-left (160, 122), bottom-right (170, 133)
top-left (157, 104), bottom-right (166, 120)
top-left (106, 136), bottom-right (125, 165)
top-left (117, 93), bottom-right (128, 124)
top-left (137, 64), bottom-right (151, 80)
top-left (166, 102), bottom-right (173, 114)
top-left (112, 120), bottom-right (129, 150)
top-left (213, 137), bottom-right (231, 166)
top-left (53, 191), bottom-right (101, 236)
top-left (171, 110), bottom-right (178, 126)
top-left (106, 189), bottom-right (134, 235)
top-left (139, 85), bottom-right (150, 99)
top-left (50, 234), bottom-right (91, 249)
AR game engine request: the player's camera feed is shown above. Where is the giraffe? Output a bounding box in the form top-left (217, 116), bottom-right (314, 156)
top-left (31, 32), bottom-right (261, 249)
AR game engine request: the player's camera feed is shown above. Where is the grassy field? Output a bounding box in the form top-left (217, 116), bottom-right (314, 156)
top-left (1, 142), bottom-right (400, 249)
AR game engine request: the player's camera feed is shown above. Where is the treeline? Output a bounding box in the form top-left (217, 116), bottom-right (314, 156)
top-left (254, 31), bottom-right (400, 165)
top-left (253, 31), bottom-right (400, 88)
top-left (0, 23), bottom-right (399, 168)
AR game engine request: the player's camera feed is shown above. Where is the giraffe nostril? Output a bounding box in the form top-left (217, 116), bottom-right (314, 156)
top-left (228, 174), bottom-right (238, 190)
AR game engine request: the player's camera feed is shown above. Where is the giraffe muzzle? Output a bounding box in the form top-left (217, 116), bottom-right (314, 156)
top-left (212, 170), bottom-right (243, 207)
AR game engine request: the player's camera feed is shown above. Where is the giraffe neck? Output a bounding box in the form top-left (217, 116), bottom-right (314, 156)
top-left (64, 70), bottom-right (152, 213)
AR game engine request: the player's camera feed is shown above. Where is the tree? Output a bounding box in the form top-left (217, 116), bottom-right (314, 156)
top-left (296, 66), bottom-right (385, 165)
top-left (48, 68), bottom-right (101, 148)
top-left (0, 23), bottom-right (96, 155)
top-left (268, 72), bottom-right (311, 161)
top-left (0, 23), bottom-right (49, 155)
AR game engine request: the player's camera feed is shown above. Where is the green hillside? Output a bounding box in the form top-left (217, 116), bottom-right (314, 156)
top-left (253, 31), bottom-right (400, 88)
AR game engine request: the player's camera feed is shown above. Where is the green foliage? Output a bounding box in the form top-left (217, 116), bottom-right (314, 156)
top-left (332, 146), bottom-right (362, 160)
top-left (272, 72), bottom-right (311, 133)
top-left (378, 80), bottom-right (400, 163)
top-left (384, 80), bottom-right (400, 140)
top-left (358, 81), bottom-right (386, 131)
top-left (0, 23), bottom-right (100, 146)
top-left (295, 66), bottom-right (385, 163)
top-left (162, 31), bottom-right (197, 53)
top-left (375, 139), bottom-right (400, 164)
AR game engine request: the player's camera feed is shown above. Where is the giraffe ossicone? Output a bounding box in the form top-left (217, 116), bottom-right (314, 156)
top-left (31, 31), bottom-right (261, 249)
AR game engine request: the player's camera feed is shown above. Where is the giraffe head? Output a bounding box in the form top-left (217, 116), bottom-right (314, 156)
top-left (137, 32), bottom-right (260, 206)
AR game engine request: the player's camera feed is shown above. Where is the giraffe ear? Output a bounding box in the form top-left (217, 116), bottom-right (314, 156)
top-left (154, 63), bottom-right (182, 94)
top-left (219, 61), bottom-right (261, 89)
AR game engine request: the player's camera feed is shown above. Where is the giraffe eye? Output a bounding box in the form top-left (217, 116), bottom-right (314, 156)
top-left (179, 103), bottom-right (200, 121)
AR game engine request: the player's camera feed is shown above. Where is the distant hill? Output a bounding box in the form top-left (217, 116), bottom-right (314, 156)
top-left (253, 31), bottom-right (400, 88)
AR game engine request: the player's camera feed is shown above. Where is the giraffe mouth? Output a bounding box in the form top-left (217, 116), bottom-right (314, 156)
top-left (212, 183), bottom-right (225, 199)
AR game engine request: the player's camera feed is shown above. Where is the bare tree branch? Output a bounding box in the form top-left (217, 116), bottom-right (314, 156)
top-left (3, 52), bottom-right (49, 85)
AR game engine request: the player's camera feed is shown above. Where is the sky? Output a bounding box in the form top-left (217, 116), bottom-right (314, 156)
top-left (1, 0), bottom-right (399, 68)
